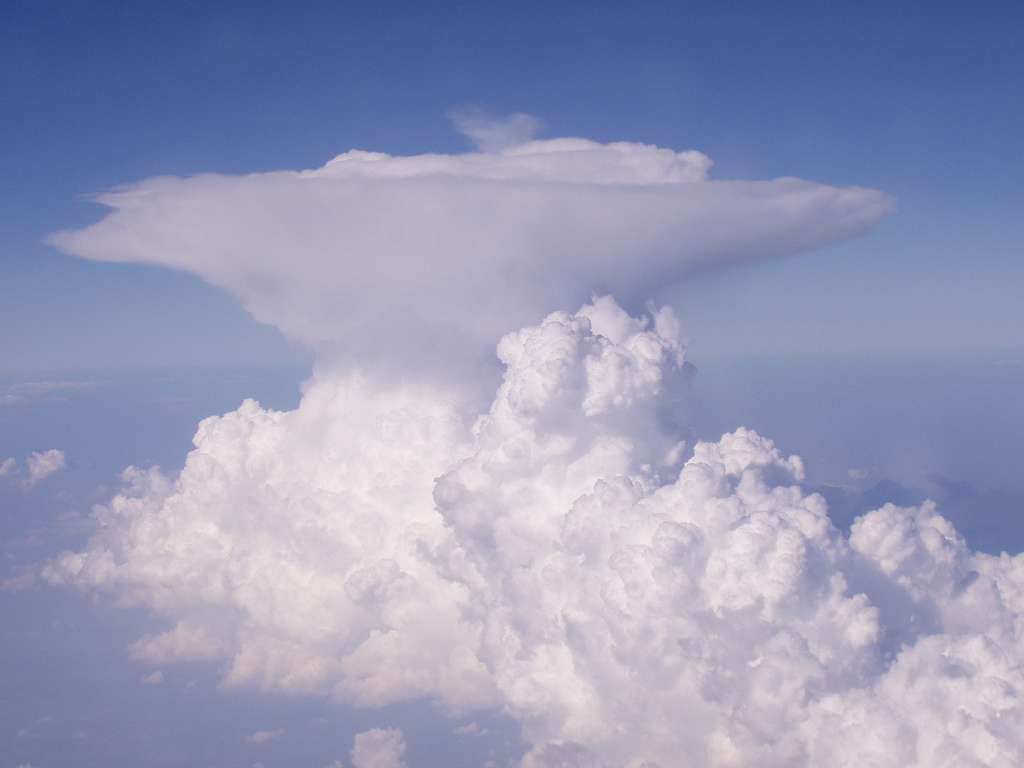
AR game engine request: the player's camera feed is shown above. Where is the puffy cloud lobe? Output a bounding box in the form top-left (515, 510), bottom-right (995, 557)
top-left (43, 299), bottom-right (1024, 767)
top-left (44, 386), bottom-right (489, 708)
top-left (25, 449), bottom-right (66, 486)
top-left (350, 728), bottom-right (407, 768)
top-left (49, 137), bottom-right (892, 377)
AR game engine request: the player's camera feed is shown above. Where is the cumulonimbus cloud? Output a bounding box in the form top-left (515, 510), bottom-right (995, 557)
top-left (42, 128), bottom-right (1022, 766)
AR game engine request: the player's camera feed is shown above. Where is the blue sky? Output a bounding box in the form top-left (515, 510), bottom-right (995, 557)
top-left (2, 0), bottom-right (1022, 371)
top-left (3, 3), bottom-right (1024, 767)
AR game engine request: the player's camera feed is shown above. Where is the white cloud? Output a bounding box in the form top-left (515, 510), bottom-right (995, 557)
top-left (130, 616), bottom-right (229, 664)
top-left (0, 380), bottom-right (94, 407)
top-left (42, 298), bottom-right (1024, 767)
top-left (140, 670), bottom-right (164, 685)
top-left (1, 450), bottom-right (67, 487)
top-left (42, 124), bottom-right (1021, 766)
top-left (350, 728), bottom-right (407, 768)
top-left (25, 449), bottom-right (66, 487)
top-left (49, 133), bottom-right (891, 385)
top-left (245, 728), bottom-right (285, 744)
top-left (449, 108), bottom-right (545, 151)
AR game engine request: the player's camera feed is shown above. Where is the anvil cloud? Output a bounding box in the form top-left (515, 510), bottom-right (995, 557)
top-left (50, 136), bottom-right (891, 372)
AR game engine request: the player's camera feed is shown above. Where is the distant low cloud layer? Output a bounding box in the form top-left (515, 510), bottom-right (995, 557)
top-left (44, 131), bottom-right (1021, 766)
top-left (50, 135), bottom-right (891, 375)
top-left (43, 298), bottom-right (1024, 766)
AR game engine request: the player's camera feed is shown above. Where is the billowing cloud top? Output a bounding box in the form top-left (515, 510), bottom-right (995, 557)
top-left (50, 137), bottom-right (892, 371)
top-left (44, 298), bottom-right (1024, 767)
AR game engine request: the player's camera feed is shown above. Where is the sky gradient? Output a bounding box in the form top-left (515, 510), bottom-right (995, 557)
top-left (3, 2), bottom-right (1024, 767)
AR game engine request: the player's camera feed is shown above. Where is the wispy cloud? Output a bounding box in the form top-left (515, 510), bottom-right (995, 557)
top-left (0, 380), bottom-right (94, 407)
top-left (453, 721), bottom-right (488, 736)
top-left (448, 107), bottom-right (544, 151)
top-left (1, 449), bottom-right (67, 488)
top-left (245, 728), bottom-right (285, 744)
top-left (25, 449), bottom-right (66, 487)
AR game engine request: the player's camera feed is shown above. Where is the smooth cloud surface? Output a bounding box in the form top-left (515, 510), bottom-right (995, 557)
top-left (49, 136), bottom-right (891, 376)
top-left (43, 298), bottom-right (1024, 767)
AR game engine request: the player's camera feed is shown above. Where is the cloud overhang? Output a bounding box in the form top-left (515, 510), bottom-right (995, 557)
top-left (49, 137), bottom-right (893, 369)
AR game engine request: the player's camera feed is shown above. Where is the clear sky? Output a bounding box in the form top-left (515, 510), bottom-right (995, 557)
top-left (2, 0), bottom-right (1022, 372)
top-left (3, 3), bottom-right (1024, 768)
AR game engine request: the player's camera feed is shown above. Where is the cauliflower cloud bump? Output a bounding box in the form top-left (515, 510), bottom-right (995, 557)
top-left (44, 298), bottom-right (1024, 767)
